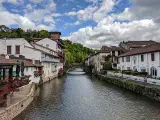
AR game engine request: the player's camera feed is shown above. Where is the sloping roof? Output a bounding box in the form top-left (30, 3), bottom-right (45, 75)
top-left (123, 40), bottom-right (157, 48)
top-left (0, 57), bottom-right (42, 67)
top-left (119, 43), bottom-right (160, 57)
top-left (49, 31), bottom-right (61, 35)
top-left (101, 46), bottom-right (127, 52)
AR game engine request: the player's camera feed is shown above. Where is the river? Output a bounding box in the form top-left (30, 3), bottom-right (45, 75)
top-left (14, 68), bottom-right (160, 120)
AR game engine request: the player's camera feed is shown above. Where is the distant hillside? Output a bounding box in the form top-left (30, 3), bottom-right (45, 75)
top-left (62, 40), bottom-right (93, 64)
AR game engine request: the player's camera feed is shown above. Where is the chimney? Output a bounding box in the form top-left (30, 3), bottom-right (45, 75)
top-left (50, 32), bottom-right (61, 40)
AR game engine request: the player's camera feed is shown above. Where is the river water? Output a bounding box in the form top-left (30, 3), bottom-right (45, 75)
top-left (14, 68), bottom-right (160, 120)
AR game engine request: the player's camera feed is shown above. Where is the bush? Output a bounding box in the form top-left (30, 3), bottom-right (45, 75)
top-left (121, 70), bottom-right (147, 76)
top-left (122, 70), bottom-right (132, 75)
top-left (103, 61), bottom-right (112, 70)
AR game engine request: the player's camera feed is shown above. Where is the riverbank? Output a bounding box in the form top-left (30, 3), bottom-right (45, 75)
top-left (0, 83), bottom-right (35, 120)
top-left (0, 72), bottom-right (62, 120)
top-left (95, 73), bottom-right (160, 101)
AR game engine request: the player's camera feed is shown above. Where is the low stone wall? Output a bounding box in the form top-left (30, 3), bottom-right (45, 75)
top-left (0, 84), bottom-right (35, 120)
top-left (107, 71), bottom-right (160, 85)
top-left (42, 73), bottom-right (58, 84)
top-left (96, 74), bottom-right (160, 101)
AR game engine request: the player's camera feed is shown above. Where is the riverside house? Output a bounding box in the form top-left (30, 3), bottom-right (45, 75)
top-left (85, 46), bottom-right (126, 72)
top-left (117, 43), bottom-right (160, 78)
top-left (0, 36), bottom-right (63, 83)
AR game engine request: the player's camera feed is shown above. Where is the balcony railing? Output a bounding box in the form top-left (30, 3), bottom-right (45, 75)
top-left (34, 70), bottom-right (44, 77)
top-left (41, 57), bottom-right (60, 63)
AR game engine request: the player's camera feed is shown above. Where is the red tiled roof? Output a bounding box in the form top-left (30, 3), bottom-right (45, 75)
top-left (124, 40), bottom-right (157, 48)
top-left (100, 46), bottom-right (127, 52)
top-left (119, 43), bottom-right (160, 57)
top-left (0, 57), bottom-right (42, 67)
top-left (0, 58), bottom-right (18, 65)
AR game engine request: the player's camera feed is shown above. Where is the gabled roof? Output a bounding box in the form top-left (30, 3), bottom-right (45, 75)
top-left (0, 57), bottom-right (42, 67)
top-left (121, 40), bottom-right (157, 48)
top-left (119, 43), bottom-right (160, 57)
top-left (101, 46), bottom-right (127, 52)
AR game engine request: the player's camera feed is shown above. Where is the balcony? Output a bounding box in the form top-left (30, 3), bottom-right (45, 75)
top-left (58, 52), bottom-right (64, 57)
top-left (34, 70), bottom-right (44, 77)
top-left (41, 57), bottom-right (60, 63)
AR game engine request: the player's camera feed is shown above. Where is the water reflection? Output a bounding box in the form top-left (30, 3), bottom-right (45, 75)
top-left (14, 68), bottom-right (160, 120)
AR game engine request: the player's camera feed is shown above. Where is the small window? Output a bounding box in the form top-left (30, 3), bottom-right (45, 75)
top-left (127, 67), bottom-right (130, 70)
top-left (151, 53), bottom-right (155, 61)
top-left (118, 51), bottom-right (120, 55)
top-left (7, 46), bottom-right (12, 54)
top-left (46, 44), bottom-right (49, 48)
top-left (141, 55), bottom-right (144, 62)
top-left (15, 45), bottom-right (20, 54)
top-left (122, 57), bottom-right (124, 62)
top-left (126, 56), bottom-right (130, 62)
top-left (26, 68), bottom-right (28, 72)
top-left (141, 69), bottom-right (146, 72)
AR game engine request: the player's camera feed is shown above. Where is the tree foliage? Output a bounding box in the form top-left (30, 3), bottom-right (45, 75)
top-left (103, 61), bottom-right (112, 70)
top-left (62, 40), bottom-right (93, 64)
top-left (0, 25), bottom-right (51, 39)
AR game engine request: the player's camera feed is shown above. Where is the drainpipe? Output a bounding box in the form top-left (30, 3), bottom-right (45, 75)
top-left (159, 52), bottom-right (160, 66)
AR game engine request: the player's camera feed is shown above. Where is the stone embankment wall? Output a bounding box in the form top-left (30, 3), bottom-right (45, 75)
top-left (41, 73), bottom-right (58, 84)
top-left (96, 74), bottom-right (160, 101)
top-left (0, 84), bottom-right (35, 120)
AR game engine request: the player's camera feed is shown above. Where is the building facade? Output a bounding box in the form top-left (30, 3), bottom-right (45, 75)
top-left (117, 44), bottom-right (160, 78)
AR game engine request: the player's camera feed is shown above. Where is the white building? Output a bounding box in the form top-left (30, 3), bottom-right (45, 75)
top-left (85, 51), bottom-right (110, 73)
top-left (32, 32), bottom-right (65, 73)
top-left (117, 44), bottom-right (160, 78)
top-left (0, 38), bottom-right (61, 82)
top-left (30, 42), bottom-right (60, 78)
top-left (0, 38), bottom-right (41, 61)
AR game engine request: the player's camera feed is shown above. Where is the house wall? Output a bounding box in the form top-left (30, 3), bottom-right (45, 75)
top-left (88, 52), bottom-right (110, 72)
top-left (36, 38), bottom-right (57, 52)
top-left (117, 51), bottom-right (160, 77)
top-left (0, 38), bottom-right (41, 61)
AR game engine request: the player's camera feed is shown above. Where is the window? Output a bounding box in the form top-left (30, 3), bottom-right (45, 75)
top-left (118, 51), bottom-right (121, 55)
top-left (127, 67), bottom-right (130, 70)
top-left (150, 67), bottom-right (157, 77)
top-left (141, 69), bottom-right (146, 72)
top-left (133, 56), bottom-right (136, 64)
top-left (15, 45), bottom-right (20, 54)
top-left (122, 57), bottom-right (124, 62)
top-left (46, 44), bottom-right (49, 48)
top-left (141, 55), bottom-right (144, 62)
top-left (7, 46), bottom-right (12, 54)
top-left (151, 53), bottom-right (155, 61)
top-left (26, 68), bottom-right (28, 72)
top-left (112, 51), bottom-right (115, 56)
top-left (126, 56), bottom-right (130, 62)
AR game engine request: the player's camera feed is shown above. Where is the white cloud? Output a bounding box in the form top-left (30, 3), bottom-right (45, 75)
top-left (74, 21), bottom-right (80, 25)
top-left (65, 18), bottom-right (160, 48)
top-left (65, 0), bottom-right (116, 22)
top-left (0, 0), bottom-right (56, 31)
top-left (29, 0), bottom-right (42, 4)
top-left (65, 11), bottom-right (77, 16)
top-left (52, 13), bottom-right (62, 17)
top-left (111, 8), bottom-right (132, 21)
top-left (26, 4), bottom-right (33, 11)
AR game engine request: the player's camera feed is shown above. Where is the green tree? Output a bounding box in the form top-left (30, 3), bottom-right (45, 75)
top-left (39, 30), bottom-right (50, 38)
top-left (103, 61), bottom-right (112, 70)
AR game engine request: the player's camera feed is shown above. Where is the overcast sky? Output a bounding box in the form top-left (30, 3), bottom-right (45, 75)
top-left (0, 0), bottom-right (160, 48)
